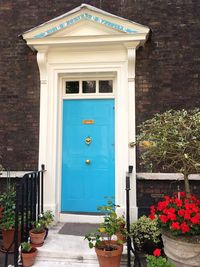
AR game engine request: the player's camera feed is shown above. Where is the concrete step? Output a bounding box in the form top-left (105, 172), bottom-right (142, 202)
top-left (34, 223), bottom-right (132, 267)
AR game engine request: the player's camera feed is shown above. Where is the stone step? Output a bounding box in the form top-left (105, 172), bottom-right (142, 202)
top-left (34, 223), bottom-right (132, 267)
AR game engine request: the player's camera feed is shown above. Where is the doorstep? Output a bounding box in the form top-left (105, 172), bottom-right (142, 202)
top-left (34, 223), bottom-right (133, 267)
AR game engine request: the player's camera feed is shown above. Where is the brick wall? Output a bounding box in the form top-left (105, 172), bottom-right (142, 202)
top-left (137, 178), bottom-right (200, 217)
top-left (0, 0), bottom-right (200, 170)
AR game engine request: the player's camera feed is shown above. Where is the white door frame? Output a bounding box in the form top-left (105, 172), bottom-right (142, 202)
top-left (37, 54), bottom-right (137, 222)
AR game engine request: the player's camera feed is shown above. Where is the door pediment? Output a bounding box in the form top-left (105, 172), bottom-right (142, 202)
top-left (22, 4), bottom-right (149, 49)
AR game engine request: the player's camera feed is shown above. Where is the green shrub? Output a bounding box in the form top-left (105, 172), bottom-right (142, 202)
top-left (134, 109), bottom-right (200, 196)
top-left (0, 186), bottom-right (16, 230)
top-left (146, 255), bottom-right (175, 267)
top-left (130, 215), bottom-right (161, 251)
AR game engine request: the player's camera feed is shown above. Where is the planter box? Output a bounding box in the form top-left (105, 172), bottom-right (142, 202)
top-left (162, 234), bottom-right (200, 267)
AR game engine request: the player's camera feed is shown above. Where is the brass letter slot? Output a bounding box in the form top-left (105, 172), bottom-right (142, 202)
top-left (82, 120), bottom-right (94, 125)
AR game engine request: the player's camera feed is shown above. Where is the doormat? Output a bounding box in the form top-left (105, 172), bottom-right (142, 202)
top-left (58, 223), bottom-right (99, 236)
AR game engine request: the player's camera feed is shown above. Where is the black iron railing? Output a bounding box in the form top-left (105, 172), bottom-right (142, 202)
top-left (126, 165), bottom-right (141, 267)
top-left (2, 165), bottom-right (45, 267)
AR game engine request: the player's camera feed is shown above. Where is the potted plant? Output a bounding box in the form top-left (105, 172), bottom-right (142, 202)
top-left (38, 210), bottom-right (54, 239)
top-left (130, 215), bottom-right (162, 254)
top-left (21, 242), bottom-right (37, 267)
top-left (146, 248), bottom-right (175, 267)
top-left (84, 200), bottom-right (125, 267)
top-left (29, 220), bottom-right (46, 247)
top-left (133, 109), bottom-right (200, 266)
top-left (40, 210), bottom-right (54, 228)
top-left (149, 192), bottom-right (200, 266)
top-left (29, 210), bottom-right (54, 246)
top-left (98, 198), bottom-right (127, 244)
top-left (115, 216), bottom-right (127, 243)
top-left (0, 187), bottom-right (17, 251)
top-left (0, 163), bottom-right (5, 218)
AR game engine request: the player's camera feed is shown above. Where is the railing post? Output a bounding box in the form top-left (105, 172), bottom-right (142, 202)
top-left (41, 164), bottom-right (45, 213)
top-left (11, 165), bottom-right (46, 267)
top-left (126, 171), bottom-right (131, 267)
top-left (14, 183), bottom-right (20, 267)
top-left (125, 166), bottom-right (141, 267)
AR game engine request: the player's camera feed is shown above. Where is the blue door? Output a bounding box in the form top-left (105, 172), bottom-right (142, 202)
top-left (61, 99), bottom-right (115, 212)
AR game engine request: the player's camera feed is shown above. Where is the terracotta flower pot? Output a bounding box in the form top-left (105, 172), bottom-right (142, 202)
top-left (2, 229), bottom-right (21, 251)
top-left (21, 247), bottom-right (37, 267)
top-left (29, 229), bottom-right (46, 247)
top-left (0, 206), bottom-right (3, 219)
top-left (2, 229), bottom-right (15, 251)
top-left (116, 230), bottom-right (126, 244)
top-left (95, 240), bottom-right (123, 267)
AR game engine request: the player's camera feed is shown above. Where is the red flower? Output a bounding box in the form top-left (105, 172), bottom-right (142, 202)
top-left (178, 209), bottom-right (185, 216)
top-left (168, 214), bottom-right (177, 221)
top-left (157, 201), bottom-right (168, 211)
top-left (159, 215), bottom-right (168, 223)
top-left (190, 214), bottom-right (200, 224)
top-left (150, 205), bottom-right (156, 214)
top-left (180, 192), bottom-right (186, 197)
top-left (175, 198), bottom-right (183, 207)
top-left (164, 196), bottom-right (170, 202)
top-left (184, 213), bottom-right (191, 220)
top-left (171, 222), bottom-right (180, 230)
top-left (180, 222), bottom-right (190, 234)
top-left (153, 248), bottom-right (161, 257)
top-left (185, 203), bottom-right (199, 213)
top-left (167, 207), bottom-right (175, 213)
top-left (166, 211), bottom-right (177, 221)
top-left (150, 192), bottom-right (199, 235)
top-left (149, 214), bottom-right (155, 220)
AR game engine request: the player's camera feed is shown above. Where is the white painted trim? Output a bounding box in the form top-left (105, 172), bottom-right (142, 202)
top-left (36, 54), bottom-right (142, 222)
top-left (126, 46), bottom-right (137, 220)
top-left (137, 173), bottom-right (200, 180)
top-left (59, 213), bottom-right (104, 224)
top-left (53, 63), bottom-right (129, 221)
top-left (0, 171), bottom-right (33, 178)
top-left (1, 172), bottom-right (200, 181)
top-left (23, 3), bottom-right (149, 37)
top-left (62, 76), bottom-right (115, 98)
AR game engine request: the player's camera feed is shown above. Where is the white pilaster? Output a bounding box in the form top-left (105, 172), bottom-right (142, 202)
top-left (37, 48), bottom-right (48, 168)
top-left (126, 43), bottom-right (139, 221)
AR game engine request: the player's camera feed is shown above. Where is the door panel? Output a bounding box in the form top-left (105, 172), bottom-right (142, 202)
top-left (61, 99), bottom-right (115, 212)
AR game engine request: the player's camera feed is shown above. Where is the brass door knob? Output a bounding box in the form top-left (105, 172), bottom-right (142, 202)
top-left (85, 159), bottom-right (91, 165)
top-left (85, 136), bottom-right (92, 145)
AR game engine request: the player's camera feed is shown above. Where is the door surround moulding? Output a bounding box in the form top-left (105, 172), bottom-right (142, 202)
top-left (22, 4), bottom-right (149, 222)
top-left (36, 48), bottom-right (143, 223)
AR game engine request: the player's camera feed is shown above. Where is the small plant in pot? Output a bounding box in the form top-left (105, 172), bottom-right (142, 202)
top-left (146, 248), bottom-right (175, 267)
top-left (29, 220), bottom-right (46, 247)
top-left (0, 163), bottom-right (4, 218)
top-left (38, 210), bottom-right (54, 239)
top-left (84, 199), bottom-right (125, 267)
top-left (21, 242), bottom-right (37, 267)
top-left (130, 215), bottom-right (162, 254)
top-left (29, 210), bottom-right (54, 247)
top-left (0, 187), bottom-right (18, 251)
top-left (97, 199), bottom-right (127, 244)
top-left (115, 215), bottom-right (127, 243)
